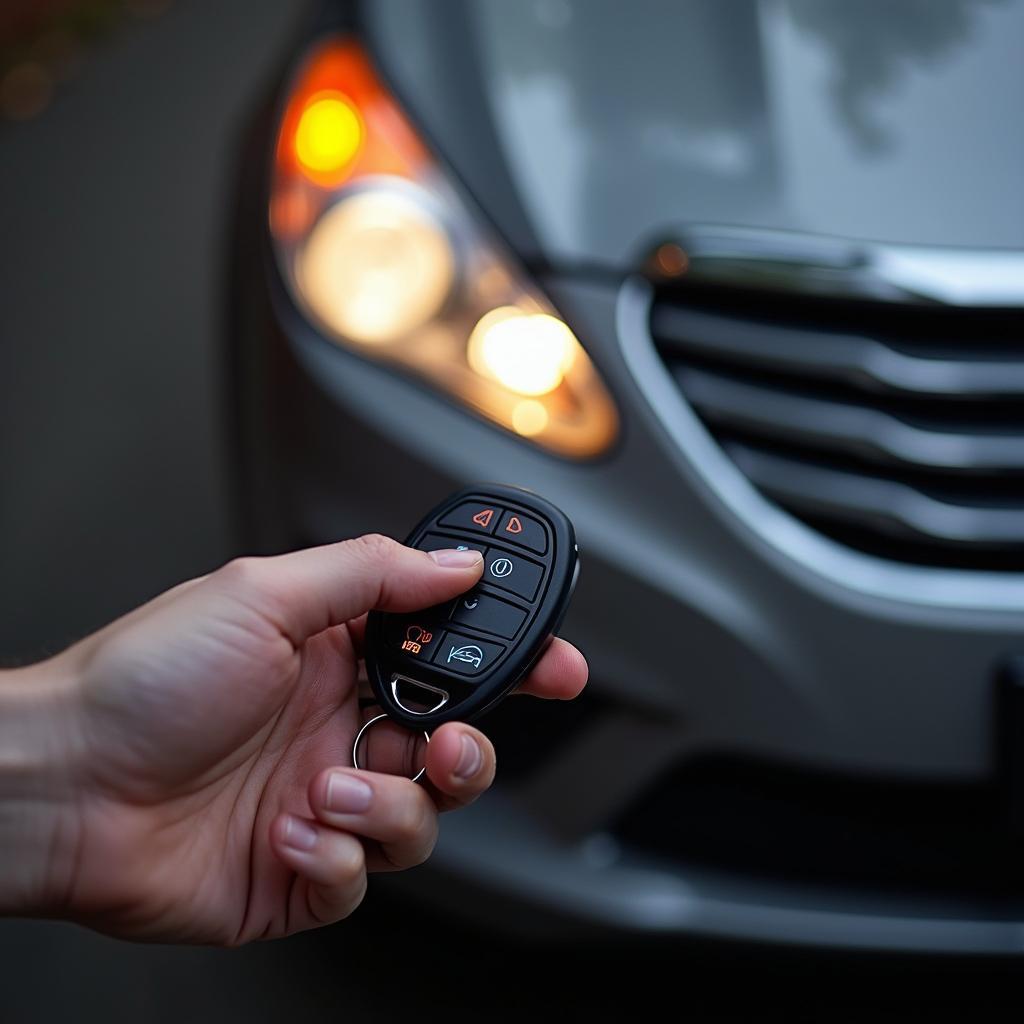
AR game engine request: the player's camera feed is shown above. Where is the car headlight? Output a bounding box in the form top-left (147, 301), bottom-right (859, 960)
top-left (269, 39), bottom-right (618, 458)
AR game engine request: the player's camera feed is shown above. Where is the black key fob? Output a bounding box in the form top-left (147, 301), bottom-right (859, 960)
top-left (364, 484), bottom-right (579, 730)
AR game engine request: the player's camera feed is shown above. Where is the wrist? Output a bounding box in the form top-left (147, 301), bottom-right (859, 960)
top-left (0, 655), bottom-right (86, 917)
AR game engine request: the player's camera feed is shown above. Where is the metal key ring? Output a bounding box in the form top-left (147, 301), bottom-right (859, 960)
top-left (352, 713), bottom-right (430, 784)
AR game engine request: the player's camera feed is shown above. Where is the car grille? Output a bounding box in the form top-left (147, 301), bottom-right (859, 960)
top-left (650, 284), bottom-right (1024, 570)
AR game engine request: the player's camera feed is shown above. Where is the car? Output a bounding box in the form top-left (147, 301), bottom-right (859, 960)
top-left (228, 0), bottom-right (1024, 952)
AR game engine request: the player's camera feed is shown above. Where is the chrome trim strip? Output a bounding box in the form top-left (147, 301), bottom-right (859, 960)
top-left (661, 225), bottom-right (1024, 306)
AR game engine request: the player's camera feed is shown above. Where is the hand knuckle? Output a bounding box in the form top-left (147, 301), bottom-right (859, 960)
top-left (330, 838), bottom-right (366, 888)
top-left (349, 533), bottom-right (398, 565)
top-left (311, 867), bottom-right (367, 925)
top-left (341, 874), bottom-right (369, 918)
top-left (397, 793), bottom-right (435, 843)
top-left (218, 556), bottom-right (265, 591)
top-left (411, 827), bottom-right (438, 867)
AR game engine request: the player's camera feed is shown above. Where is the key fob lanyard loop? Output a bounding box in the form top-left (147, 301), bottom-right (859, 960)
top-left (352, 713), bottom-right (430, 783)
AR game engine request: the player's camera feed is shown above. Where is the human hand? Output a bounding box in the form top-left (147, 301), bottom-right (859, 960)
top-left (1, 536), bottom-right (587, 944)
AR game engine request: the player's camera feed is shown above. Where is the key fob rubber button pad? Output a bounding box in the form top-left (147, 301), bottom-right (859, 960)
top-left (366, 485), bottom-right (577, 728)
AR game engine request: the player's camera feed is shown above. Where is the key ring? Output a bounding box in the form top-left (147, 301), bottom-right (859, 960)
top-left (352, 713), bottom-right (430, 784)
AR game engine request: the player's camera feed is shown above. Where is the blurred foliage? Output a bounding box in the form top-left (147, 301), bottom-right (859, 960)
top-left (0, 0), bottom-right (171, 122)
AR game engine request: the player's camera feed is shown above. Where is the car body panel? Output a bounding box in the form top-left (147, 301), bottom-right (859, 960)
top-left (365, 0), bottom-right (1024, 269)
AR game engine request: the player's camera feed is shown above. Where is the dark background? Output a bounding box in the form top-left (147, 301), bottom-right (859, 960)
top-left (0, 0), bottom-right (292, 664)
top-left (1, 2), bottom-right (1022, 1020)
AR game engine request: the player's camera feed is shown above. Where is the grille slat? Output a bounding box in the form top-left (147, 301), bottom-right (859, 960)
top-left (653, 304), bottom-right (1024, 398)
top-left (679, 367), bottom-right (1024, 473)
top-left (727, 442), bottom-right (1024, 548)
top-left (652, 287), bottom-right (1024, 569)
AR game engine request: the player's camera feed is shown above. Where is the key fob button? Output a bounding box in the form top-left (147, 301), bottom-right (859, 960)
top-left (417, 532), bottom-right (487, 558)
top-left (432, 632), bottom-right (505, 677)
top-left (484, 549), bottom-right (544, 602)
top-left (496, 511), bottom-right (547, 555)
top-left (438, 502), bottom-right (504, 535)
top-left (386, 619), bottom-right (443, 662)
top-left (450, 589), bottom-right (527, 639)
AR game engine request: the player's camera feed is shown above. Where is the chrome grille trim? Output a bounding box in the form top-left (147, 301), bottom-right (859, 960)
top-left (616, 276), bottom-right (1024, 611)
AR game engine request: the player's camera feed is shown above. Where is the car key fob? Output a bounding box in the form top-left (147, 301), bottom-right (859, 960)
top-left (364, 483), bottom-right (579, 731)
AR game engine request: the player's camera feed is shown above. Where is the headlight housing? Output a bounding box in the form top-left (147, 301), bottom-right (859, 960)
top-left (269, 39), bottom-right (618, 458)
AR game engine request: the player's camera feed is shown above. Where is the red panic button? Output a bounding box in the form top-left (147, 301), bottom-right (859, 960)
top-left (496, 510), bottom-right (547, 554)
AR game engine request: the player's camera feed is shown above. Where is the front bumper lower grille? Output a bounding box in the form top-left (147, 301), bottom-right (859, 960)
top-left (615, 754), bottom-right (1024, 902)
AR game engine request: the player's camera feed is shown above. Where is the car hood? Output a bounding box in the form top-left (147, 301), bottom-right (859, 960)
top-left (365, 0), bottom-right (1024, 270)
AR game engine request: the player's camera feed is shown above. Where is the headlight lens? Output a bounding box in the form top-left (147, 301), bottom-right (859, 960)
top-left (467, 308), bottom-right (577, 397)
top-left (269, 39), bottom-right (618, 458)
top-left (295, 185), bottom-right (456, 345)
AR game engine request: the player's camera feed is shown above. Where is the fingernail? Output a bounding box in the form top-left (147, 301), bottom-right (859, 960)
top-left (326, 772), bottom-right (373, 814)
top-left (429, 548), bottom-right (483, 568)
top-left (454, 734), bottom-right (483, 779)
top-left (282, 815), bottom-right (318, 851)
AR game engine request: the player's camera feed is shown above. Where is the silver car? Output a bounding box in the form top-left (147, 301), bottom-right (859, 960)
top-left (230, 0), bottom-right (1024, 953)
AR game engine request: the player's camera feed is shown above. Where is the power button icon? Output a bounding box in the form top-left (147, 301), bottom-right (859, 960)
top-left (489, 557), bottom-right (514, 579)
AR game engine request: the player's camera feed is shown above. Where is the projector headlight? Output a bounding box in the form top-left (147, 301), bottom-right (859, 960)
top-left (269, 39), bottom-right (618, 458)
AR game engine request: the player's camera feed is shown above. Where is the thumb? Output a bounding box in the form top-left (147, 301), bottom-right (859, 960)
top-left (212, 535), bottom-right (483, 645)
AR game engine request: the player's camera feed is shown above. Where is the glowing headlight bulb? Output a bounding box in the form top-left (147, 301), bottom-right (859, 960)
top-left (296, 187), bottom-right (456, 345)
top-left (467, 307), bottom-right (580, 397)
